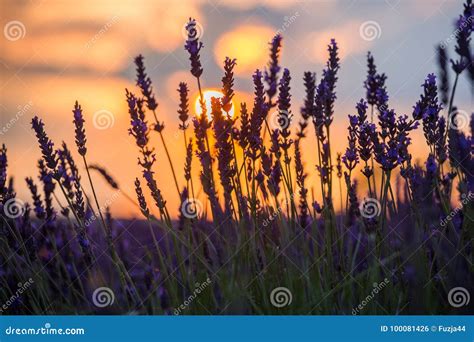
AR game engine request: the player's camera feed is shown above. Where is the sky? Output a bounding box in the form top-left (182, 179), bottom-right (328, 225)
top-left (0, 0), bottom-right (472, 218)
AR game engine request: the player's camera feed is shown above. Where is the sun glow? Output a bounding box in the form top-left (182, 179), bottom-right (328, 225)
top-left (194, 89), bottom-right (235, 120)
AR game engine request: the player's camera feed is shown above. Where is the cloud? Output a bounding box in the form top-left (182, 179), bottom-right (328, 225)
top-left (2, 0), bottom-right (203, 73)
top-left (217, 0), bottom-right (300, 11)
top-left (214, 24), bottom-right (276, 76)
top-left (307, 20), bottom-right (379, 64)
top-left (165, 70), bottom-right (198, 105)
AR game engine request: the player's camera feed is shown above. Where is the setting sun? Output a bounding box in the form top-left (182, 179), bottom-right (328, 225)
top-left (194, 89), bottom-right (235, 120)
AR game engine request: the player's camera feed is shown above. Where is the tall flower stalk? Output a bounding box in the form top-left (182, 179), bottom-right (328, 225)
top-left (134, 55), bottom-right (180, 196)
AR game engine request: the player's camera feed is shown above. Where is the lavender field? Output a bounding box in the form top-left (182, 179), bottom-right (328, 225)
top-left (0, 0), bottom-right (473, 315)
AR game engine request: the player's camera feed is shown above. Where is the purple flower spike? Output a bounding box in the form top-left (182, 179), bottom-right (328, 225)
top-left (177, 82), bottom-right (190, 130)
top-left (211, 97), bottom-right (235, 214)
top-left (31, 117), bottom-right (58, 172)
top-left (264, 34), bottom-right (282, 105)
top-left (221, 57), bottom-right (237, 114)
top-left (342, 115), bottom-right (359, 171)
top-left (25, 177), bottom-right (45, 220)
top-left (127, 90), bottom-right (149, 149)
top-left (184, 18), bottom-right (204, 78)
top-left (413, 74), bottom-right (443, 148)
top-left (134, 178), bottom-right (150, 218)
top-left (277, 68), bottom-right (293, 150)
top-left (135, 55), bottom-right (158, 111)
top-left (73, 101), bottom-right (87, 156)
top-left (364, 52), bottom-right (387, 110)
top-left (239, 103), bottom-right (250, 150)
top-left (298, 71), bottom-right (316, 138)
top-left (248, 69), bottom-right (267, 159)
top-left (0, 144), bottom-right (8, 199)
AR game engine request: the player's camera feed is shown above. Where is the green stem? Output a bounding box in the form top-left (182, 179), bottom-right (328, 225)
top-left (159, 130), bottom-right (180, 196)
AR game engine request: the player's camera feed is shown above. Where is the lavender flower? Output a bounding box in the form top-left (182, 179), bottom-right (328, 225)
top-left (127, 89), bottom-right (166, 214)
top-left (238, 103), bottom-right (250, 150)
top-left (143, 170), bottom-right (166, 214)
top-left (364, 52), bottom-right (387, 111)
top-left (262, 149), bottom-right (273, 179)
top-left (448, 115), bottom-right (472, 180)
top-left (322, 39), bottom-right (340, 126)
top-left (396, 114), bottom-right (418, 165)
top-left (184, 18), bottom-right (204, 78)
top-left (413, 74), bottom-right (443, 149)
top-left (267, 160), bottom-right (282, 197)
top-left (295, 139), bottom-right (309, 227)
top-left (135, 178), bottom-right (150, 218)
top-left (0, 144), bottom-right (8, 200)
top-left (436, 117), bottom-right (447, 164)
top-left (184, 139), bottom-right (193, 183)
top-left (72, 101), bottom-right (87, 156)
top-left (312, 77), bottom-right (328, 138)
top-left (38, 159), bottom-right (55, 223)
top-left (316, 142), bottom-right (331, 185)
top-left (31, 117), bottom-right (57, 172)
top-left (269, 129), bottom-right (281, 160)
top-left (248, 70), bottom-right (267, 159)
top-left (451, 1), bottom-right (473, 77)
top-left (25, 177), bottom-right (45, 219)
top-left (358, 122), bottom-right (375, 178)
top-left (345, 176), bottom-right (360, 223)
top-left (57, 144), bottom-right (75, 200)
top-left (127, 90), bottom-right (149, 148)
top-left (89, 164), bottom-right (119, 189)
top-left (298, 71), bottom-right (316, 138)
top-left (177, 187), bottom-right (190, 230)
top-left (372, 108), bottom-right (418, 171)
top-left (73, 173), bottom-right (86, 221)
top-left (342, 115), bottom-right (359, 172)
top-left (426, 154), bottom-right (437, 177)
top-left (135, 55), bottom-right (158, 111)
top-left (221, 57), bottom-right (236, 113)
top-left (60, 143), bottom-right (86, 221)
top-left (193, 115), bottom-right (219, 215)
top-left (312, 39), bottom-right (340, 138)
top-left (353, 99), bottom-right (374, 177)
top-left (264, 34), bottom-right (282, 106)
top-left (436, 45), bottom-right (450, 106)
top-left (277, 68), bottom-right (293, 155)
top-left (177, 82), bottom-right (190, 130)
top-left (336, 153), bottom-right (342, 179)
top-left (211, 97), bottom-right (235, 214)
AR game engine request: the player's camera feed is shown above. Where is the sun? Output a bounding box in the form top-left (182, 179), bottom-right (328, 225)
top-left (194, 89), bottom-right (235, 120)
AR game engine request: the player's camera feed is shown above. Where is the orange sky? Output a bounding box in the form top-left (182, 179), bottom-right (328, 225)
top-left (1, 0), bottom-right (471, 218)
